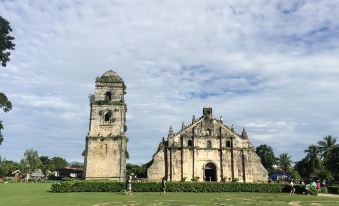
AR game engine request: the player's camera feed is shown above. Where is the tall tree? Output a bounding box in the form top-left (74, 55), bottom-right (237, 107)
top-left (304, 144), bottom-right (322, 173)
top-left (277, 153), bottom-right (293, 173)
top-left (39, 156), bottom-right (68, 175)
top-left (0, 94), bottom-right (12, 145)
top-left (255, 144), bottom-right (276, 173)
top-left (324, 146), bottom-right (339, 181)
top-left (0, 16), bottom-right (15, 145)
top-left (21, 149), bottom-right (41, 180)
top-left (294, 158), bottom-right (312, 179)
top-left (317, 135), bottom-right (337, 159)
top-left (39, 156), bottom-right (50, 175)
top-left (0, 158), bottom-right (22, 177)
top-left (49, 157), bottom-right (68, 171)
top-left (0, 16), bottom-right (15, 66)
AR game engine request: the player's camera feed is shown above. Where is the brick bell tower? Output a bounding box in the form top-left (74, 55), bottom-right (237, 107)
top-left (84, 70), bottom-right (127, 181)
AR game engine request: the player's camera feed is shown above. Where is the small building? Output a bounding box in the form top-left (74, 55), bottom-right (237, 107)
top-left (55, 167), bottom-right (83, 179)
top-left (31, 169), bottom-right (45, 180)
top-left (11, 170), bottom-right (22, 181)
top-left (269, 172), bottom-right (291, 181)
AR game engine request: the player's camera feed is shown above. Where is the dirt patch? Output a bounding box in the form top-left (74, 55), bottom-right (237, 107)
top-left (93, 202), bottom-right (122, 206)
top-left (310, 203), bottom-right (322, 206)
top-left (288, 202), bottom-right (302, 206)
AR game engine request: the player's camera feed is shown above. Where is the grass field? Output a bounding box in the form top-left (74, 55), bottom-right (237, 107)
top-left (0, 183), bottom-right (338, 206)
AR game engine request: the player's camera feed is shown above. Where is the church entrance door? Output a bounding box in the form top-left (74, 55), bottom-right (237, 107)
top-left (204, 162), bottom-right (217, 181)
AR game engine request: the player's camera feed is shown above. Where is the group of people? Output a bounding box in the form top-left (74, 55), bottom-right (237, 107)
top-left (289, 179), bottom-right (325, 195)
top-left (124, 176), bottom-right (167, 195)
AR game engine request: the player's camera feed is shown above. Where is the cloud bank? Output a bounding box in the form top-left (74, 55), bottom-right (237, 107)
top-left (0, 0), bottom-right (339, 164)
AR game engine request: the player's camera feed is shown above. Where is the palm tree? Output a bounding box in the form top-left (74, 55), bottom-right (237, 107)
top-left (317, 135), bottom-right (337, 159)
top-left (304, 144), bottom-right (321, 173)
top-left (277, 153), bottom-right (293, 173)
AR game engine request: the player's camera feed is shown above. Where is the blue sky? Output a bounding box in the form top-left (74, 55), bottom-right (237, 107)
top-left (0, 0), bottom-right (339, 164)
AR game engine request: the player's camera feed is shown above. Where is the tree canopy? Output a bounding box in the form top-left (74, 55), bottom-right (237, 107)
top-left (256, 144), bottom-right (276, 173)
top-left (0, 16), bottom-right (15, 67)
top-left (0, 16), bottom-right (15, 145)
top-left (277, 153), bottom-right (293, 173)
top-left (323, 145), bottom-right (339, 181)
top-left (21, 149), bottom-right (42, 180)
top-left (40, 156), bottom-right (68, 175)
top-left (304, 144), bottom-right (322, 173)
top-left (317, 135), bottom-right (337, 159)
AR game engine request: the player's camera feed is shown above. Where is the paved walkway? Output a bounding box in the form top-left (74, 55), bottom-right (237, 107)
top-left (318, 193), bottom-right (339, 198)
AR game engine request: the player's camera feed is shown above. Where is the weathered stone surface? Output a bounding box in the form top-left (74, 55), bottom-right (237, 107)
top-left (84, 70), bottom-right (127, 181)
top-left (147, 107), bottom-right (268, 182)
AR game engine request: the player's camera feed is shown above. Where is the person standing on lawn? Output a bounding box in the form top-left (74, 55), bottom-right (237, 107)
top-left (161, 177), bottom-right (167, 195)
top-left (289, 179), bottom-right (295, 195)
top-left (125, 176), bottom-right (132, 195)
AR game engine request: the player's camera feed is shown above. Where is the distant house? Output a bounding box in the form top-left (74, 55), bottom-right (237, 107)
top-left (54, 167), bottom-right (83, 179)
top-left (31, 169), bottom-right (45, 180)
top-left (269, 172), bottom-right (291, 181)
top-left (11, 170), bottom-right (22, 181)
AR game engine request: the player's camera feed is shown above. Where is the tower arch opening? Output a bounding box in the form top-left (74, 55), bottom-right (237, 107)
top-left (105, 91), bottom-right (112, 101)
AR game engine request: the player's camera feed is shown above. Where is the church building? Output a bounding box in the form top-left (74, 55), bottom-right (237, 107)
top-left (83, 70), bottom-right (127, 181)
top-left (147, 107), bottom-right (268, 182)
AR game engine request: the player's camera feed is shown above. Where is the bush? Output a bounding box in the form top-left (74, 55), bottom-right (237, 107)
top-left (51, 181), bottom-right (302, 193)
top-left (327, 186), bottom-right (339, 194)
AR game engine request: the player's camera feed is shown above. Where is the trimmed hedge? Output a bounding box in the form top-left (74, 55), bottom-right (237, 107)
top-left (51, 181), bottom-right (300, 193)
top-left (327, 186), bottom-right (339, 194)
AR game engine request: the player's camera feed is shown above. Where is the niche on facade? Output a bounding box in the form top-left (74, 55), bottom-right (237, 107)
top-left (207, 140), bottom-right (212, 149)
top-left (105, 91), bottom-right (112, 101)
top-left (207, 128), bottom-right (212, 136)
top-left (226, 140), bottom-right (231, 148)
top-left (188, 140), bottom-right (193, 147)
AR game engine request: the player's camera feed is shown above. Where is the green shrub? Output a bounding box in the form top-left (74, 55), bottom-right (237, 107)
top-left (191, 177), bottom-right (200, 182)
top-left (327, 186), bottom-right (339, 194)
top-left (51, 181), bottom-right (302, 193)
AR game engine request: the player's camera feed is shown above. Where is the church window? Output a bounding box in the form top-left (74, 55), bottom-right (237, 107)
top-left (207, 140), bottom-right (212, 149)
top-left (188, 140), bottom-right (193, 147)
top-left (207, 128), bottom-right (212, 136)
top-left (104, 110), bottom-right (113, 122)
top-left (226, 140), bottom-right (231, 148)
top-left (104, 113), bottom-right (110, 122)
top-left (105, 91), bottom-right (112, 101)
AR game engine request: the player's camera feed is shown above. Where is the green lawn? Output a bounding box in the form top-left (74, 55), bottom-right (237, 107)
top-left (0, 183), bottom-right (338, 206)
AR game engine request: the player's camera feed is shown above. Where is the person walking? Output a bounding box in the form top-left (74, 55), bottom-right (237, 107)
top-left (289, 179), bottom-right (295, 195)
top-left (125, 176), bottom-right (132, 195)
top-left (316, 180), bottom-right (321, 193)
top-left (160, 177), bottom-right (167, 195)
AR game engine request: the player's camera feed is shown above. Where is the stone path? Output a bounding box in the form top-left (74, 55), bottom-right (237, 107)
top-left (318, 193), bottom-right (339, 198)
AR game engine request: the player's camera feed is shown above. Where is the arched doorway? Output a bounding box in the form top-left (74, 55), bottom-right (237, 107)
top-left (204, 162), bottom-right (217, 181)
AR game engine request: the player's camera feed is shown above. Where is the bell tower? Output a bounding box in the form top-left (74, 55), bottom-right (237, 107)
top-left (84, 70), bottom-right (127, 181)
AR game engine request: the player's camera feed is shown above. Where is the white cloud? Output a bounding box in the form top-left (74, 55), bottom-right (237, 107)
top-left (0, 0), bottom-right (339, 163)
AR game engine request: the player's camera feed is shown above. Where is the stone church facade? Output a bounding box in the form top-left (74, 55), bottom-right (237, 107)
top-left (147, 107), bottom-right (268, 182)
top-left (83, 70), bottom-right (127, 181)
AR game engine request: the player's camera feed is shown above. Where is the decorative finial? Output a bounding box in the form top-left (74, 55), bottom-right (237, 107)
top-left (192, 115), bottom-right (196, 123)
top-left (231, 124), bottom-right (234, 132)
top-left (182, 122), bottom-right (185, 130)
top-left (241, 128), bottom-right (248, 139)
top-left (220, 116), bottom-right (223, 122)
top-left (168, 126), bottom-right (173, 134)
